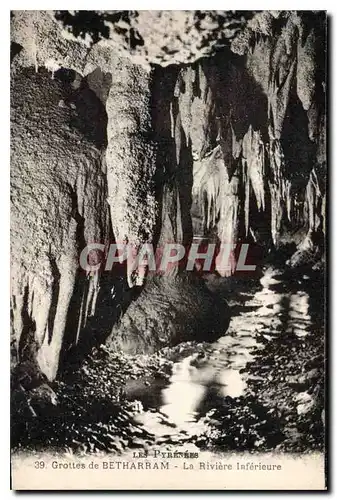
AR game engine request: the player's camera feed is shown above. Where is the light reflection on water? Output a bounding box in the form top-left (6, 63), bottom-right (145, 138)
top-left (160, 356), bottom-right (206, 427)
top-left (132, 267), bottom-right (317, 438)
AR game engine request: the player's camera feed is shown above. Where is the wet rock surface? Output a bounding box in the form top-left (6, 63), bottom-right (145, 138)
top-left (12, 267), bottom-right (325, 455)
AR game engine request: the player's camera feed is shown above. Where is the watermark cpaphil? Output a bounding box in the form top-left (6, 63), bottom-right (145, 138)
top-left (79, 242), bottom-right (258, 275)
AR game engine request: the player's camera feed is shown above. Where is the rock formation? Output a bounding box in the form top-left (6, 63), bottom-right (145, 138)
top-left (11, 68), bottom-right (110, 380)
top-left (11, 10), bottom-right (326, 379)
top-left (107, 273), bottom-right (230, 354)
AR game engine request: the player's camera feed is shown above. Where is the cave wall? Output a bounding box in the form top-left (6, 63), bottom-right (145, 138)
top-left (10, 68), bottom-right (110, 380)
top-left (10, 10), bottom-right (326, 380)
top-left (177, 12), bottom-right (327, 273)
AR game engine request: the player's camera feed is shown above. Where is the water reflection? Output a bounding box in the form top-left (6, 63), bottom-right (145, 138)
top-left (131, 266), bottom-right (322, 442)
top-left (161, 356), bottom-right (205, 427)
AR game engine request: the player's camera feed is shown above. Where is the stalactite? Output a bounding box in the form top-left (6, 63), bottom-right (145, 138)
top-left (192, 143), bottom-right (241, 272)
top-left (239, 12), bottom-right (325, 250)
top-left (158, 182), bottom-right (184, 247)
top-left (305, 168), bottom-right (323, 235)
top-left (265, 22), bottom-right (296, 245)
top-left (188, 12), bottom-right (325, 265)
top-left (192, 145), bottom-right (225, 233)
top-left (178, 62), bottom-right (217, 160)
top-left (297, 28), bottom-right (316, 112)
top-left (11, 11), bottom-right (326, 371)
top-left (242, 126), bottom-right (266, 237)
top-left (150, 64), bottom-right (194, 277)
top-left (105, 59), bottom-right (157, 287)
top-left (268, 38), bottom-right (297, 141)
top-left (217, 173), bottom-right (241, 276)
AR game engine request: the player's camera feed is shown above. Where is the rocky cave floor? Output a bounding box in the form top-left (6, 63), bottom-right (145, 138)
top-left (11, 259), bottom-right (325, 457)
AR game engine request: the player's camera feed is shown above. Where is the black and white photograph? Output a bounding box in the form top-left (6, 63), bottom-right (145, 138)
top-left (9, 9), bottom-right (327, 490)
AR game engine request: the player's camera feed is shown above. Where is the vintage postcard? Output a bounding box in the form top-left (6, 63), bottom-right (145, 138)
top-left (10, 10), bottom-right (327, 490)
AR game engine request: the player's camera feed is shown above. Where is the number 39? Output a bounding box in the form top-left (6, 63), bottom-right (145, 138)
top-left (34, 461), bottom-right (45, 469)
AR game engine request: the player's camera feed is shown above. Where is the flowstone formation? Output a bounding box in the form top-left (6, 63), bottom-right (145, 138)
top-left (105, 60), bottom-right (157, 287)
top-left (11, 68), bottom-right (110, 381)
top-left (11, 10), bottom-right (326, 379)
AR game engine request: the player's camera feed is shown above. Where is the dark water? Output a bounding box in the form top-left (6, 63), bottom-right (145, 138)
top-left (11, 265), bottom-right (324, 454)
top-left (124, 266), bottom-right (324, 447)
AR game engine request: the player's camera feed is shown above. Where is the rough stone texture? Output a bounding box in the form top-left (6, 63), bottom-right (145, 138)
top-left (11, 11), bottom-right (326, 270)
top-left (10, 11), bottom-right (326, 377)
top-left (151, 65), bottom-right (194, 255)
top-left (180, 12), bottom-right (326, 269)
top-left (105, 60), bottom-right (157, 287)
top-left (11, 68), bottom-right (110, 380)
top-left (11, 10), bottom-right (254, 70)
top-left (107, 274), bottom-right (230, 354)
top-left (11, 11), bottom-right (89, 75)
